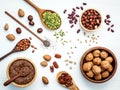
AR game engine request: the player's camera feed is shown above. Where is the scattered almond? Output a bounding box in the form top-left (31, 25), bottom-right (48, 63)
top-left (18, 9), bottom-right (25, 17)
top-left (42, 76), bottom-right (49, 85)
top-left (43, 55), bottom-right (51, 61)
top-left (6, 34), bottom-right (15, 41)
top-left (40, 61), bottom-right (48, 67)
top-left (55, 54), bottom-right (61, 58)
top-left (4, 23), bottom-right (9, 30)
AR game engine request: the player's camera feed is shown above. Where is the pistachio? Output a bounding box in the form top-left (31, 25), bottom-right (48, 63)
top-left (40, 61), bottom-right (48, 67)
top-left (4, 23), bottom-right (9, 30)
top-left (6, 34), bottom-right (15, 41)
top-left (18, 9), bottom-right (25, 17)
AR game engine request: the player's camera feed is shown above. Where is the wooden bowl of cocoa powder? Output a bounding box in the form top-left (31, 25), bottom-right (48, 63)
top-left (6, 57), bottom-right (37, 87)
top-left (80, 9), bottom-right (102, 32)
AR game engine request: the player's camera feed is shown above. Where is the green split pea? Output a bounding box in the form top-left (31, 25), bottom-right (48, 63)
top-left (42, 11), bottom-right (61, 30)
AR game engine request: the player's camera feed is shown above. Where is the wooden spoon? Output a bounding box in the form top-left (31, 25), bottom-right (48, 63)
top-left (5, 11), bottom-right (50, 47)
top-left (4, 67), bottom-right (30, 86)
top-left (25, 0), bottom-right (61, 30)
top-left (57, 71), bottom-right (80, 90)
top-left (0, 39), bottom-right (31, 61)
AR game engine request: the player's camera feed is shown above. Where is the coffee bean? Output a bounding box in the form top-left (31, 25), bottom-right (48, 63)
top-left (28, 15), bottom-right (33, 21)
top-left (29, 21), bottom-right (34, 26)
top-left (16, 27), bottom-right (22, 34)
top-left (37, 28), bottom-right (43, 33)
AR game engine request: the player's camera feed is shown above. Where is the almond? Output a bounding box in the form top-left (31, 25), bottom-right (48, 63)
top-left (6, 34), bottom-right (15, 41)
top-left (40, 61), bottom-right (48, 67)
top-left (43, 55), bottom-right (51, 61)
top-left (18, 9), bottom-right (25, 17)
top-left (4, 23), bottom-right (9, 30)
top-left (42, 76), bottom-right (49, 85)
top-left (55, 54), bottom-right (61, 58)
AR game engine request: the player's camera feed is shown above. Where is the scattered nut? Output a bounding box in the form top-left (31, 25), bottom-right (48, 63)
top-left (43, 55), bottom-right (51, 61)
top-left (42, 76), bottom-right (49, 85)
top-left (40, 61), bottom-right (48, 67)
top-left (16, 27), bottom-right (22, 34)
top-left (18, 9), bottom-right (25, 17)
top-left (6, 34), bottom-right (15, 41)
top-left (4, 23), bottom-right (9, 30)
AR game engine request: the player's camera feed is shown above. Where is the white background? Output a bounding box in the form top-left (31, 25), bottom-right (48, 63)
top-left (0, 0), bottom-right (120, 90)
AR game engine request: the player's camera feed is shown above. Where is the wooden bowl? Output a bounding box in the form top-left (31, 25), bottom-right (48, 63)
top-left (80, 9), bottom-right (102, 32)
top-left (6, 57), bottom-right (37, 87)
top-left (80, 46), bottom-right (117, 83)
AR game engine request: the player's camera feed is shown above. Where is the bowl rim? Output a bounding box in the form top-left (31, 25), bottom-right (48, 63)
top-left (80, 46), bottom-right (117, 83)
top-left (79, 8), bottom-right (102, 32)
top-left (6, 57), bottom-right (37, 87)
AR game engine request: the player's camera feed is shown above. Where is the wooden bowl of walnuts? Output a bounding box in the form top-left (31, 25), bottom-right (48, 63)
top-left (80, 46), bottom-right (117, 83)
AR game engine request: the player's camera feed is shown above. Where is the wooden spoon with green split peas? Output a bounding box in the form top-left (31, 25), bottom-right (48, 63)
top-left (4, 67), bottom-right (30, 86)
top-left (0, 39), bottom-right (30, 61)
top-left (57, 71), bottom-right (80, 90)
top-left (25, 0), bottom-right (61, 30)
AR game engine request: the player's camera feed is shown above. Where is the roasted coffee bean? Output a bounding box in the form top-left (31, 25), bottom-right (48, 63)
top-left (16, 27), bottom-right (22, 34)
top-left (28, 15), bottom-right (33, 21)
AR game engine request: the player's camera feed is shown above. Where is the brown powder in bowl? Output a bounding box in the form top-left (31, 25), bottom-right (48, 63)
top-left (8, 59), bottom-right (36, 85)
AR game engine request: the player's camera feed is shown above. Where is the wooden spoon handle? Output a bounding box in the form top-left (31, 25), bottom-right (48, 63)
top-left (69, 84), bottom-right (79, 90)
top-left (0, 50), bottom-right (14, 61)
top-left (4, 74), bottom-right (20, 86)
top-left (25, 0), bottom-right (44, 14)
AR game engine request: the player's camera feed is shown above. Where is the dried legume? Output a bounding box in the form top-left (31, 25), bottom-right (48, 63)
top-left (42, 11), bottom-right (61, 30)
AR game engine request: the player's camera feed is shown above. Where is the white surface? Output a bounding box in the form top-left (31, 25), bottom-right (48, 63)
top-left (0, 0), bottom-right (120, 90)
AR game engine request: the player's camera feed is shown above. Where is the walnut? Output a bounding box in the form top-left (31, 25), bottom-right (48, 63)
top-left (93, 57), bottom-right (102, 65)
top-left (93, 50), bottom-right (100, 57)
top-left (100, 50), bottom-right (108, 59)
top-left (85, 53), bottom-right (94, 61)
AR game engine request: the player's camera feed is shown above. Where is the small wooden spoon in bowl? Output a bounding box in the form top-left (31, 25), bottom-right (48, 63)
top-left (25, 0), bottom-right (61, 30)
top-left (4, 67), bottom-right (30, 86)
top-left (57, 71), bottom-right (79, 90)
